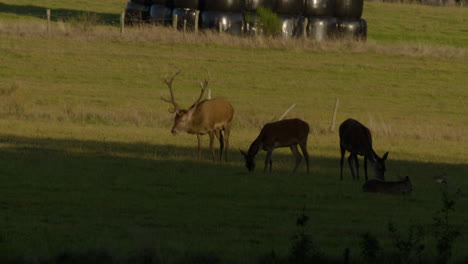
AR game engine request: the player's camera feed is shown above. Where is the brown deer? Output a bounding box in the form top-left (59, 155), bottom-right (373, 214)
top-left (339, 118), bottom-right (388, 181)
top-left (240, 118), bottom-right (310, 174)
top-left (161, 71), bottom-right (234, 162)
top-left (362, 176), bottom-right (413, 194)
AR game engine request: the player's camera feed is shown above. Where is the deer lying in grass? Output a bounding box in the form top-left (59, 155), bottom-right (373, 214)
top-left (161, 71), bottom-right (234, 162)
top-left (240, 118), bottom-right (310, 174)
top-left (362, 176), bottom-right (413, 194)
top-left (339, 118), bottom-right (389, 181)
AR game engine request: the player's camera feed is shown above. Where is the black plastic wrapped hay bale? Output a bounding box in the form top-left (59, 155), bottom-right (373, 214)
top-left (304, 0), bottom-right (334, 17)
top-left (125, 1), bottom-right (151, 25)
top-left (306, 16), bottom-right (337, 41)
top-left (276, 0), bottom-right (305, 15)
top-left (132, 0), bottom-right (154, 5)
top-left (173, 8), bottom-right (198, 30)
top-left (335, 0), bottom-right (363, 18)
top-left (150, 5), bottom-right (173, 25)
top-left (244, 0), bottom-right (277, 12)
top-left (336, 18), bottom-right (366, 40)
top-left (153, 0), bottom-right (174, 7)
top-left (279, 15), bottom-right (302, 38)
top-left (202, 0), bottom-right (244, 12)
top-left (173, 0), bottom-right (200, 9)
top-left (200, 11), bottom-right (244, 35)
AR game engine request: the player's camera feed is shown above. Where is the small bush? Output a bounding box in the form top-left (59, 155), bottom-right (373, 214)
top-left (359, 232), bottom-right (381, 264)
top-left (432, 185), bottom-right (461, 264)
top-left (288, 209), bottom-right (322, 264)
top-left (388, 222), bottom-right (426, 264)
top-left (256, 7), bottom-right (281, 37)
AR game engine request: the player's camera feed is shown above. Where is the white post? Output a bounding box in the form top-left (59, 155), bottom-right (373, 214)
top-left (330, 98), bottom-right (340, 132)
top-left (194, 10), bottom-right (199, 33)
top-left (278, 104), bottom-right (296, 121)
top-left (120, 11), bottom-right (125, 36)
top-left (173, 14), bottom-right (178, 31)
top-left (47, 9), bottom-right (51, 34)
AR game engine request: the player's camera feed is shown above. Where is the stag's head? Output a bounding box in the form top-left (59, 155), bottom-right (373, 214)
top-left (240, 150), bottom-right (255, 172)
top-left (161, 71), bottom-right (210, 136)
top-left (372, 152), bottom-right (389, 180)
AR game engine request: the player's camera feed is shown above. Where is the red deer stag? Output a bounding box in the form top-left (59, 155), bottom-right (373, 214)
top-left (363, 176), bottom-right (412, 194)
top-left (240, 118), bottom-right (310, 174)
top-left (161, 71), bottom-right (234, 162)
top-left (339, 118), bottom-right (389, 181)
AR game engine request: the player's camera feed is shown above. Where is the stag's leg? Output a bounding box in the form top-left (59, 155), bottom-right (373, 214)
top-left (348, 153), bottom-right (356, 180)
top-left (299, 142), bottom-right (310, 174)
top-left (215, 130), bottom-right (224, 161)
top-left (364, 156), bottom-right (368, 180)
top-left (264, 149), bottom-right (273, 173)
top-left (340, 145), bottom-right (345, 180)
top-left (290, 145), bottom-right (302, 174)
top-left (224, 123), bottom-right (231, 162)
top-left (197, 134), bottom-right (202, 160)
top-left (209, 131), bottom-right (215, 162)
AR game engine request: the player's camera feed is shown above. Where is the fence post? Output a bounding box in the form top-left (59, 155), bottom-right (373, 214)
top-left (173, 14), bottom-right (178, 31)
top-left (194, 10), bottom-right (199, 34)
top-left (218, 21), bottom-right (222, 34)
top-left (302, 17), bottom-right (308, 39)
top-left (330, 98), bottom-right (340, 132)
top-left (183, 19), bottom-right (187, 34)
top-left (120, 11), bottom-right (125, 36)
top-left (46, 9), bottom-right (51, 34)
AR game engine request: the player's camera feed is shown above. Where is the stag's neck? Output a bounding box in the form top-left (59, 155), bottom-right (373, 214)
top-left (247, 137), bottom-right (262, 157)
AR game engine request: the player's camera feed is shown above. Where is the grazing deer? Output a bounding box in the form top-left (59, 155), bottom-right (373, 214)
top-left (240, 118), bottom-right (310, 174)
top-left (362, 176), bottom-right (413, 195)
top-left (339, 118), bottom-right (389, 181)
top-left (161, 71), bottom-right (234, 162)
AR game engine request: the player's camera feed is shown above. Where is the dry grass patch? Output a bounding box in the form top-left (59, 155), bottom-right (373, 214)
top-left (0, 20), bottom-right (466, 59)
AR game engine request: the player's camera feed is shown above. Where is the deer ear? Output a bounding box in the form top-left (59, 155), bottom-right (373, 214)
top-left (382, 152), bottom-right (389, 161)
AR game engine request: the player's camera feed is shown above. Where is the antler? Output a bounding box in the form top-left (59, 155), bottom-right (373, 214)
top-left (161, 71), bottom-right (181, 113)
top-left (193, 72), bottom-right (211, 107)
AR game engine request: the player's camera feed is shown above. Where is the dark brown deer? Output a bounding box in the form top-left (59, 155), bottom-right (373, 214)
top-left (362, 176), bottom-right (412, 194)
top-left (161, 71), bottom-right (234, 162)
top-left (240, 118), bottom-right (310, 173)
top-left (339, 118), bottom-right (388, 181)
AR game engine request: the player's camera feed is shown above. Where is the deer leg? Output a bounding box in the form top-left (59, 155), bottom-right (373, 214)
top-left (264, 149), bottom-right (273, 173)
top-left (197, 134), bottom-right (202, 160)
top-left (299, 142), bottom-right (310, 174)
top-left (364, 156), bottom-right (368, 180)
top-left (290, 145), bottom-right (302, 174)
top-left (340, 145), bottom-right (345, 180)
top-left (224, 123), bottom-right (231, 162)
top-left (209, 131), bottom-right (215, 162)
top-left (348, 153), bottom-right (356, 180)
top-left (215, 129), bottom-right (224, 162)
top-left (354, 155), bottom-right (359, 180)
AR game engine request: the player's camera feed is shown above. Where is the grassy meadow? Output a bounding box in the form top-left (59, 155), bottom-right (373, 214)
top-left (0, 0), bottom-right (467, 263)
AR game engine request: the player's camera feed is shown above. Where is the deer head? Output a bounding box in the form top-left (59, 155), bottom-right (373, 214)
top-left (240, 149), bottom-right (256, 171)
top-left (161, 71), bottom-right (211, 135)
top-left (371, 152), bottom-right (389, 181)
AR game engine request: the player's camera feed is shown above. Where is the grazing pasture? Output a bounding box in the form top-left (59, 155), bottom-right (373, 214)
top-left (0, 0), bottom-right (467, 263)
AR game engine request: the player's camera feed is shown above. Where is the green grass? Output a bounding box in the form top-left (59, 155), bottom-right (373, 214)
top-left (0, 0), bottom-right (467, 263)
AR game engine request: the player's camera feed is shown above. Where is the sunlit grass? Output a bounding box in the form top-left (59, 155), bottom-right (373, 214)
top-left (0, 0), bottom-right (467, 263)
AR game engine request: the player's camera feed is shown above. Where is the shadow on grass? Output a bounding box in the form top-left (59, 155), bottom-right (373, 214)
top-left (0, 134), bottom-right (467, 263)
top-left (0, 3), bottom-right (121, 25)
top-left (0, 133), bottom-right (466, 181)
